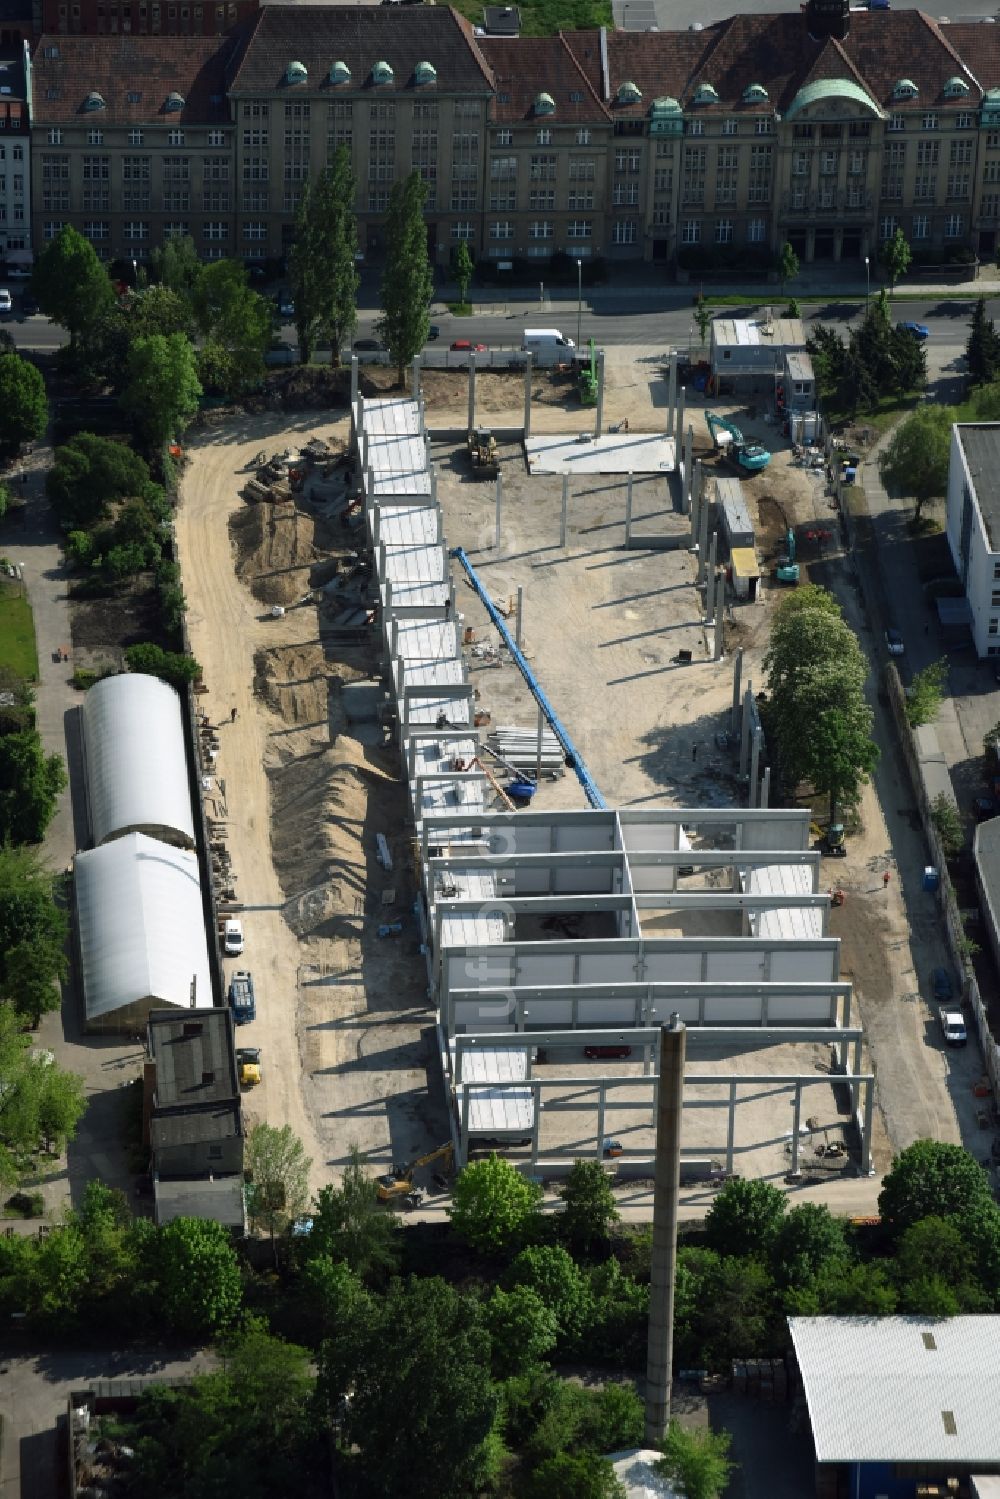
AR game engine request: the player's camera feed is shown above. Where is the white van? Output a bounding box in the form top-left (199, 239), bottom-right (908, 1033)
top-left (223, 918), bottom-right (244, 956)
top-left (521, 328), bottom-right (576, 367)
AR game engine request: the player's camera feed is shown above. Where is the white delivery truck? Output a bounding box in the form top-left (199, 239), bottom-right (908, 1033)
top-left (521, 328), bottom-right (576, 367)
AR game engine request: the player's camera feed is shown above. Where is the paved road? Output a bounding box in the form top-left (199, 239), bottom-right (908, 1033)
top-left (0, 1346), bottom-right (216, 1498)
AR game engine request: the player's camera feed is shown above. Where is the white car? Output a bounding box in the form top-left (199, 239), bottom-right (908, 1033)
top-left (223, 917), bottom-right (244, 956)
top-left (0, 289), bottom-right (13, 314)
top-left (938, 1004), bottom-right (967, 1047)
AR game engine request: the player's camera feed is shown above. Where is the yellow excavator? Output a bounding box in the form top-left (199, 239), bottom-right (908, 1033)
top-left (377, 1142), bottom-right (455, 1206)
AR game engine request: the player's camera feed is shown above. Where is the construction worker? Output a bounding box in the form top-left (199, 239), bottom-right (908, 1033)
top-left (883, 869), bottom-right (891, 889)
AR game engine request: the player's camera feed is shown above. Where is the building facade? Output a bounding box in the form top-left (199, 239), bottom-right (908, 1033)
top-left (25, 4), bottom-right (1000, 271)
top-left (946, 422), bottom-right (1000, 659)
top-left (0, 43), bottom-right (32, 265)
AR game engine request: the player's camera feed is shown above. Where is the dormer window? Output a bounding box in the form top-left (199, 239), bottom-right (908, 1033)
top-left (164, 91), bottom-right (185, 112)
top-left (329, 60), bottom-right (351, 86)
top-left (371, 60), bottom-right (394, 86)
top-left (892, 79), bottom-right (918, 101)
top-left (413, 60), bottom-right (437, 87)
top-left (83, 90), bottom-right (106, 112)
top-left (285, 60), bottom-right (308, 86)
top-left (617, 80), bottom-right (642, 105)
top-left (534, 91), bottom-right (555, 116)
top-left (693, 83), bottom-right (719, 106)
top-left (943, 76), bottom-right (971, 98)
top-left (742, 83), bottom-right (769, 103)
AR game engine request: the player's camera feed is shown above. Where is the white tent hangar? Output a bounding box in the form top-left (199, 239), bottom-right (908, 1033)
top-left (75, 833), bottom-right (211, 1031)
top-left (81, 673), bottom-right (195, 848)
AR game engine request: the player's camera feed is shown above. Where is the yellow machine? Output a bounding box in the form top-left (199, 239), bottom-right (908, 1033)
top-left (466, 428), bottom-right (498, 478)
top-left (377, 1142), bottom-right (454, 1203)
top-left (236, 1046), bottom-right (261, 1088)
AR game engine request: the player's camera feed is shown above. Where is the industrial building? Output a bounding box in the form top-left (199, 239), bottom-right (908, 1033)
top-left (352, 360), bottom-right (873, 1174)
top-left (789, 1316), bottom-right (1000, 1499)
top-left (74, 832), bottom-right (212, 1032)
top-left (144, 1006), bottom-right (246, 1229)
top-left (80, 671), bottom-right (196, 848)
top-left (945, 423), bottom-right (1000, 657)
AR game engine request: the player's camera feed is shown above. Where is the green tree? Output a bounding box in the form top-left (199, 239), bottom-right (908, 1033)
top-left (930, 791), bottom-right (964, 858)
top-left (704, 1177), bottom-right (786, 1258)
top-left (777, 241), bottom-right (799, 295)
top-left (148, 1216), bottom-right (243, 1339)
top-left (150, 234), bottom-right (202, 297)
top-left (449, 1152), bottom-right (543, 1254)
top-left (524, 1453), bottom-right (627, 1499)
top-left (906, 659), bottom-right (947, 728)
top-left (245, 1122), bottom-right (312, 1248)
top-left (34, 1065), bottom-right (86, 1153)
top-left (123, 643), bottom-right (201, 690)
top-left (306, 1144), bottom-right (399, 1282)
top-left (693, 293), bottom-right (712, 349)
top-left (485, 1284), bottom-right (559, 1377)
top-left (893, 1215), bottom-right (990, 1312)
top-left (290, 153), bottom-right (360, 365)
top-left (48, 432), bottom-right (161, 531)
top-left (770, 1204), bottom-right (847, 1287)
top-left (0, 845), bottom-right (68, 1023)
top-left (784, 1259), bottom-right (898, 1317)
top-left (0, 1006), bottom-right (85, 1179)
top-left (558, 1158), bottom-right (620, 1254)
top-left (878, 1140), bottom-right (994, 1234)
top-left (880, 402), bottom-right (954, 518)
top-left (191, 260), bottom-right (271, 395)
top-left (888, 322), bottom-right (928, 394)
top-left (0, 728), bottom-right (66, 844)
top-left (32, 224), bottom-right (114, 344)
top-left (506, 1244), bottom-right (594, 1351)
top-left (806, 324), bottom-right (848, 402)
top-left (454, 239), bottom-right (474, 305)
top-left (121, 332), bottom-right (202, 448)
top-left (783, 297), bottom-right (800, 318)
top-left (378, 171), bottom-right (434, 382)
top-left (879, 225), bottom-right (912, 291)
top-left (320, 1276), bottom-right (497, 1499)
top-left (657, 1420), bottom-right (735, 1499)
top-left (0, 353), bottom-right (47, 454)
top-left (967, 297), bottom-right (1000, 386)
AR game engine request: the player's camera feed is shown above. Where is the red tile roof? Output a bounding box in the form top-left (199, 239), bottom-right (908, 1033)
top-left (479, 35), bottom-right (610, 123)
top-left (31, 29), bottom-right (250, 124)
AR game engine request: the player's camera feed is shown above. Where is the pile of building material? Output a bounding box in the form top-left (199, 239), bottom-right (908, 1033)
top-left (488, 724), bottom-right (564, 772)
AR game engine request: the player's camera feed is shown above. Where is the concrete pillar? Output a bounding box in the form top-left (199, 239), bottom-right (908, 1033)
top-left (706, 531), bottom-right (718, 622)
top-left (760, 766), bottom-right (771, 809)
top-left (739, 682), bottom-right (753, 775)
top-left (412, 354), bottom-right (421, 400)
top-left (560, 475), bottom-right (569, 548)
top-left (467, 353), bottom-right (476, 433)
top-left (731, 647), bottom-right (743, 738)
top-left (697, 476), bottom-right (710, 583)
top-left (666, 351), bottom-right (678, 437)
top-left (790, 1084), bottom-right (802, 1176)
top-left (595, 350), bottom-right (606, 438)
top-left (535, 700), bottom-right (544, 784)
top-left (625, 472), bottom-right (634, 547)
top-left (494, 471), bottom-right (503, 549)
top-left (749, 725), bottom-right (762, 807)
top-left (677, 386), bottom-right (686, 450)
top-left (523, 353), bottom-right (533, 437)
top-left (645, 1015), bottom-right (686, 1446)
top-left (351, 354), bottom-right (359, 407)
top-left (861, 1078), bottom-right (874, 1175)
top-left (714, 576), bottom-right (725, 661)
top-left (515, 585), bottom-right (524, 649)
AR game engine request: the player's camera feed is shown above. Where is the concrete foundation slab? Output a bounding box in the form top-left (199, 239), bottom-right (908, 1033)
top-left (525, 432), bottom-right (676, 476)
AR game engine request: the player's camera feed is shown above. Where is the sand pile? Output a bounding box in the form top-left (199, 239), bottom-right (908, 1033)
top-left (229, 499), bottom-right (321, 607)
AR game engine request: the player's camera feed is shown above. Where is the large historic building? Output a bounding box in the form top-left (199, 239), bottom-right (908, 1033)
top-left (23, 0), bottom-right (1000, 272)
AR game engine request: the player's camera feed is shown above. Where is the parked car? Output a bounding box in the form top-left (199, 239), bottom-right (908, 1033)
top-left (974, 795), bottom-right (997, 822)
top-left (584, 1044), bottom-right (633, 1059)
top-left (938, 1004), bottom-right (967, 1046)
top-left (278, 291), bottom-right (295, 317)
top-left (353, 337), bottom-right (384, 352)
top-left (6, 265), bottom-right (31, 279)
top-left (427, 324), bottom-right (441, 341)
top-left (896, 321), bottom-right (929, 340)
top-left (885, 627), bottom-right (905, 656)
top-left (450, 339), bottom-right (487, 352)
top-left (223, 917), bottom-right (244, 956)
top-left (932, 966), bottom-right (954, 1002)
top-left (0, 289), bottom-right (13, 314)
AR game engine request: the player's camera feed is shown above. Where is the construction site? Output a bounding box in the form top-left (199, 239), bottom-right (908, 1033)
top-left (172, 338), bottom-right (985, 1212)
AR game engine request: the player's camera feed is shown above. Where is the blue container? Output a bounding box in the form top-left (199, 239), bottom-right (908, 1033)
top-left (923, 866), bottom-right (940, 892)
top-left (507, 780), bottom-right (536, 803)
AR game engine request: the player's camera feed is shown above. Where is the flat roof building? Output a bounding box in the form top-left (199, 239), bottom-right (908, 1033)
top-left (945, 423), bottom-right (1000, 657)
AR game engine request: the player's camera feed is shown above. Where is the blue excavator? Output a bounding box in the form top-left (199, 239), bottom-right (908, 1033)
top-left (706, 412), bottom-right (771, 473)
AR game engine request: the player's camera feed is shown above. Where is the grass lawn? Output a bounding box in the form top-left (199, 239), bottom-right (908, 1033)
top-left (449, 0), bottom-right (611, 33)
top-left (823, 390), bottom-right (922, 436)
top-left (0, 587), bottom-right (38, 681)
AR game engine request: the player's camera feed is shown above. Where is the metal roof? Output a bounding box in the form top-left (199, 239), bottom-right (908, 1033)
top-left (975, 817), bottom-right (1000, 937)
top-left (148, 1006), bottom-right (238, 1109)
top-left (456, 1044), bottom-right (535, 1136)
top-left (956, 424), bottom-right (1000, 552)
top-left (712, 317), bottom-right (806, 351)
top-left (785, 79), bottom-right (882, 120)
top-left (75, 833), bottom-right (211, 1022)
top-left (81, 673), bottom-right (195, 847)
top-left (789, 1316), bottom-right (1000, 1464)
top-left (154, 1173), bottom-right (246, 1229)
top-left (741, 862), bottom-right (823, 941)
top-left (785, 351), bottom-right (815, 383)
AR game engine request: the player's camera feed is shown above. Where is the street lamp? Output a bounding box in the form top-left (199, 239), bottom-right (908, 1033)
top-left (576, 259), bottom-right (583, 351)
top-left (864, 255), bottom-right (870, 311)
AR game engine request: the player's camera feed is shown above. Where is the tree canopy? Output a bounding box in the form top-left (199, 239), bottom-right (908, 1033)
top-left (879, 226), bottom-right (912, 290)
top-left (47, 432), bottom-right (162, 531)
top-left (32, 225), bottom-right (115, 343)
top-left (289, 153), bottom-right (360, 365)
top-left (967, 297), bottom-right (1000, 387)
top-left (657, 1420), bottom-right (735, 1499)
top-left (120, 332), bottom-right (202, 449)
top-left (306, 1145), bottom-right (399, 1283)
top-left (0, 1005), bottom-right (85, 1188)
top-left (190, 259), bottom-right (271, 395)
top-left (149, 1217), bottom-right (243, 1339)
top-left (879, 402), bottom-right (953, 515)
top-left (558, 1158), bottom-right (620, 1254)
top-left (448, 1152), bottom-right (544, 1254)
top-left (0, 353), bottom-right (47, 454)
top-left (378, 171), bottom-right (434, 381)
top-left (704, 1178), bottom-right (786, 1258)
top-left (0, 845), bottom-right (68, 1024)
top-left (878, 1140), bottom-right (995, 1233)
top-left (0, 727), bottom-right (66, 845)
top-left (245, 1122), bottom-right (312, 1244)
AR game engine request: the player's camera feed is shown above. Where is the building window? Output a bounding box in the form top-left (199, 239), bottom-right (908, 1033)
top-left (128, 128), bottom-right (143, 146)
top-left (243, 128), bottom-right (267, 148)
top-left (528, 220), bottom-right (553, 239)
top-left (123, 221), bottom-right (149, 240)
top-left (567, 189), bottom-right (593, 210)
top-left (748, 217), bottom-right (766, 243)
top-left (945, 212), bottom-right (964, 237)
top-left (243, 101), bottom-right (268, 118)
top-left (529, 155), bottom-right (556, 181)
top-left (715, 219), bottom-right (733, 243)
top-left (956, 111), bottom-right (974, 129)
top-left (87, 128), bottom-right (103, 145)
top-left (914, 173), bottom-right (936, 202)
top-left (168, 128), bottom-right (184, 146)
top-left (792, 151), bottom-right (808, 176)
top-left (163, 222), bottom-right (189, 239)
top-left (612, 181), bottom-right (639, 205)
top-left (921, 113), bottom-right (938, 131)
top-left (451, 221), bottom-right (474, 240)
top-left (879, 216), bottom-right (898, 240)
top-left (203, 221), bottom-right (228, 239)
top-left (207, 128), bottom-right (225, 146)
top-left (47, 128), bottom-right (62, 145)
top-left (536, 128), bottom-right (551, 145)
top-left (489, 190), bottom-right (515, 211)
top-left (495, 129), bottom-right (512, 146)
top-left (687, 120), bottom-right (704, 137)
top-left (242, 190), bottom-right (268, 211)
top-left (983, 194), bottom-right (1000, 219)
top-left (792, 187), bottom-right (807, 210)
top-left (243, 157), bottom-right (268, 182)
top-left (888, 113), bottom-right (905, 132)
top-left (576, 128), bottom-right (591, 145)
top-left (569, 157), bottom-right (595, 181)
top-left (946, 173), bottom-right (970, 200)
top-left (43, 220), bottom-right (66, 240)
top-left (368, 187), bottom-right (390, 212)
top-left (950, 138), bottom-right (973, 167)
top-left (991, 617), bottom-right (999, 636)
top-left (490, 156), bottom-right (516, 180)
top-left (681, 220), bottom-right (700, 244)
top-left (83, 220), bottom-right (109, 240)
top-left (820, 151), bottom-right (838, 175)
top-left (489, 220), bottom-right (513, 240)
top-left (754, 117), bottom-right (773, 135)
top-left (566, 220), bottom-right (592, 240)
top-left (722, 119), bottom-right (738, 136)
top-left (242, 221), bottom-right (267, 240)
top-left (529, 188), bottom-right (555, 209)
top-left (848, 150), bottom-right (865, 176)
top-left (611, 219), bottom-right (637, 245)
top-left (985, 162), bottom-right (1000, 184)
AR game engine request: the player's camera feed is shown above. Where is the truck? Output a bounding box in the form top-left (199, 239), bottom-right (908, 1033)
top-left (705, 412), bottom-right (771, 473)
top-left (228, 969), bottom-right (256, 1026)
top-left (521, 328), bottom-right (575, 367)
top-left (938, 1003), bottom-right (967, 1047)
